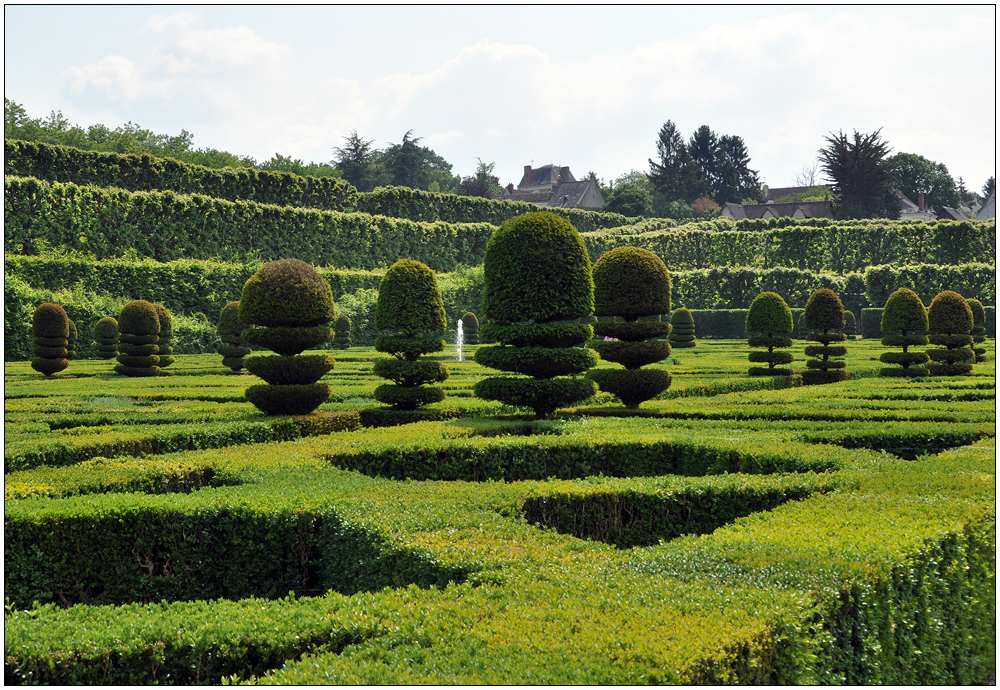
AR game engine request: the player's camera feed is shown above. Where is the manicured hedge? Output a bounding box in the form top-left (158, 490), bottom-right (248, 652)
top-left (861, 306), bottom-right (996, 339)
top-left (865, 263), bottom-right (996, 311)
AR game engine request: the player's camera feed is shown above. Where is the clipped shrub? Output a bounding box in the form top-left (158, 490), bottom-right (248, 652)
top-left (801, 288), bottom-right (849, 385)
top-left (879, 288), bottom-right (929, 378)
top-left (216, 301), bottom-right (252, 372)
top-left (843, 310), bottom-right (857, 339)
top-left (668, 308), bottom-right (696, 348)
top-left (115, 300), bottom-right (161, 377)
top-left (586, 247), bottom-right (672, 409)
top-left (745, 292), bottom-right (794, 376)
top-left (967, 298), bottom-right (988, 363)
top-left (153, 304), bottom-right (176, 368)
top-left (926, 291), bottom-right (974, 376)
top-left (30, 303), bottom-right (70, 376)
top-left (333, 315), bottom-right (352, 350)
top-left (65, 319), bottom-right (78, 359)
top-left (476, 213), bottom-right (598, 417)
top-left (373, 259), bottom-right (448, 410)
top-left (240, 260), bottom-right (336, 415)
top-left (93, 316), bottom-right (119, 360)
top-left (462, 312), bottom-right (480, 345)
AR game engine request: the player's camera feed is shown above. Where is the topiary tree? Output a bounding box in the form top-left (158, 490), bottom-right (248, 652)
top-left (333, 315), bottom-right (352, 350)
top-left (66, 319), bottom-right (78, 360)
top-left (115, 300), bottom-right (161, 377)
top-left (153, 304), bottom-right (176, 368)
top-left (967, 298), bottom-right (988, 363)
top-left (801, 288), bottom-right (849, 385)
top-left (31, 303), bottom-right (70, 376)
top-left (926, 290), bottom-right (974, 376)
top-left (843, 310), bottom-right (857, 340)
top-left (879, 288), bottom-right (929, 377)
top-left (585, 247), bottom-right (672, 409)
top-left (745, 292), bottom-right (795, 376)
top-left (216, 301), bottom-right (252, 372)
top-left (93, 316), bottom-right (119, 360)
top-left (461, 312), bottom-right (480, 345)
top-left (240, 259), bottom-right (336, 415)
top-left (372, 259), bottom-right (449, 410)
top-left (668, 308), bottom-right (696, 348)
top-left (797, 310), bottom-right (809, 340)
top-left (474, 212), bottom-right (598, 418)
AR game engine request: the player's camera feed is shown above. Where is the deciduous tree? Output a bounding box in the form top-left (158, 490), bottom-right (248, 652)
top-left (886, 152), bottom-right (960, 210)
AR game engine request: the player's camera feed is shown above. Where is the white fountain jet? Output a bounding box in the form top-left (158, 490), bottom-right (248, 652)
top-left (456, 319), bottom-right (464, 361)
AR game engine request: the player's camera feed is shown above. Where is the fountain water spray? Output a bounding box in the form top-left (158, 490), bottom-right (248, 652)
top-left (456, 319), bottom-right (464, 361)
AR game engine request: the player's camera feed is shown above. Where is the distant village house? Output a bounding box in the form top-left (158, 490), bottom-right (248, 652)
top-left (500, 164), bottom-right (605, 209)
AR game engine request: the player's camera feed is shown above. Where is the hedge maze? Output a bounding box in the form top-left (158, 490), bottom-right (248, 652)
top-left (3, 140), bottom-right (996, 684)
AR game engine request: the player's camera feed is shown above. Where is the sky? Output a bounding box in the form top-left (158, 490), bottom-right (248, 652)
top-left (5, 5), bottom-right (997, 192)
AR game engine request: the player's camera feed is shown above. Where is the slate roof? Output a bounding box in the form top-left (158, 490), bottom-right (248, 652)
top-left (721, 200), bottom-right (833, 220)
top-left (547, 181), bottom-right (591, 208)
top-left (975, 190), bottom-right (995, 220)
top-left (936, 206), bottom-right (966, 221)
top-left (518, 164), bottom-right (577, 188)
top-left (505, 189), bottom-right (555, 205)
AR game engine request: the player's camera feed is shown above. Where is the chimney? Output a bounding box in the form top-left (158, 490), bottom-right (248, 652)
top-left (560, 166), bottom-right (571, 182)
top-left (918, 193), bottom-right (925, 211)
top-left (523, 165), bottom-right (532, 187)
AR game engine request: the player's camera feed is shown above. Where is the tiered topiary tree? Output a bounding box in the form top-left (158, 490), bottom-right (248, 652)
top-left (801, 288), bottom-right (849, 385)
top-left (216, 301), bottom-right (252, 372)
top-left (153, 304), bottom-right (176, 368)
top-left (240, 259), bottom-right (337, 415)
top-left (745, 291), bottom-right (795, 376)
top-left (879, 288), bottom-right (929, 378)
top-left (462, 312), bottom-right (480, 345)
top-left (797, 310), bottom-right (809, 340)
top-left (585, 247), bottom-right (672, 409)
top-left (372, 259), bottom-right (449, 410)
top-left (31, 303), bottom-right (70, 377)
top-left (668, 308), bottom-right (696, 348)
top-left (66, 319), bottom-right (78, 359)
top-left (115, 300), bottom-right (161, 377)
top-left (843, 310), bottom-right (857, 340)
top-left (967, 298), bottom-right (988, 363)
top-left (333, 315), bottom-right (352, 350)
top-left (93, 317), bottom-right (119, 360)
top-left (925, 290), bottom-right (974, 376)
top-left (474, 212), bottom-right (599, 418)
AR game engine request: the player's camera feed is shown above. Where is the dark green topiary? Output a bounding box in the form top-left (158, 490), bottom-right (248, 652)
top-left (745, 292), bottom-right (795, 376)
top-left (153, 304), bottom-right (176, 368)
top-left (475, 213), bottom-right (598, 417)
top-left (926, 291), bottom-right (974, 376)
top-left (668, 308), bottom-right (696, 348)
top-left (801, 289), bottom-right (848, 385)
top-left (585, 246), bottom-right (672, 409)
top-left (967, 298), bottom-right (988, 363)
top-left (333, 315), bottom-right (352, 350)
top-left (217, 301), bottom-right (252, 371)
top-left (879, 288), bottom-right (929, 378)
top-left (461, 312), bottom-right (480, 345)
top-left (373, 259), bottom-right (449, 410)
top-left (843, 310), bottom-right (857, 340)
top-left (30, 303), bottom-right (70, 376)
top-left (66, 319), bottom-right (78, 360)
top-left (240, 260), bottom-right (336, 415)
top-left (93, 317), bottom-right (119, 360)
top-left (115, 300), bottom-right (161, 377)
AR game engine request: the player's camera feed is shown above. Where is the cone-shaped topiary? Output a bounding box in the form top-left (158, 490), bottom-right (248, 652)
top-left (153, 304), bottom-right (176, 368)
top-left (115, 300), bottom-right (161, 377)
top-left (333, 315), bottom-right (352, 350)
top-left (65, 319), bottom-right (78, 359)
top-left (926, 291), bottom-right (974, 376)
top-left (94, 316), bottom-right (119, 360)
top-left (668, 308), bottom-right (696, 348)
top-left (801, 288), bottom-right (849, 385)
top-left (843, 310), bottom-right (857, 340)
top-left (475, 213), bottom-right (598, 418)
top-left (879, 288), bottom-right (929, 377)
top-left (745, 292), bottom-right (795, 376)
top-left (967, 298), bottom-right (988, 363)
top-left (585, 247), bottom-right (672, 409)
top-left (31, 303), bottom-right (70, 376)
top-left (373, 259), bottom-right (449, 410)
top-left (462, 312), bottom-right (480, 345)
top-left (217, 301), bottom-right (252, 372)
top-left (240, 259), bottom-right (336, 415)
top-left (796, 310), bottom-right (809, 340)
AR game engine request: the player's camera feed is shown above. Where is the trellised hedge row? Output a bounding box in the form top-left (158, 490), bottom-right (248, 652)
top-left (4, 139), bottom-right (358, 211)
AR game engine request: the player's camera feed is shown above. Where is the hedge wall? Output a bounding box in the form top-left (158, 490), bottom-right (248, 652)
top-left (5, 139), bottom-right (358, 212)
top-left (860, 306), bottom-right (996, 339)
top-left (864, 263), bottom-right (997, 309)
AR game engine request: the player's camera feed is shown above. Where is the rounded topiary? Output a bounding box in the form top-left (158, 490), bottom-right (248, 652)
top-left (879, 288), bottom-right (929, 378)
top-left (217, 301), bottom-right (252, 372)
top-left (745, 292), bottom-right (795, 376)
top-left (30, 303), bottom-right (70, 376)
top-left (669, 308), bottom-right (696, 348)
top-left (592, 247), bottom-right (671, 320)
top-left (66, 319), bottom-right (78, 360)
top-left (153, 304), bottom-right (175, 368)
top-left (926, 290), bottom-right (974, 376)
top-left (967, 298), bottom-right (988, 363)
top-left (461, 312), bottom-right (480, 346)
top-left (239, 260), bottom-right (336, 414)
top-left (475, 213), bottom-right (598, 417)
top-left (843, 310), bottom-right (857, 340)
top-left (94, 316), bottom-right (119, 360)
top-left (373, 259), bottom-right (448, 410)
top-left (801, 288), bottom-right (848, 385)
top-left (333, 315), bottom-right (352, 350)
top-left (115, 300), bottom-right (161, 377)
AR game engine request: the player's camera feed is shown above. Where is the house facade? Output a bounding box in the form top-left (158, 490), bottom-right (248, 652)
top-left (500, 164), bottom-right (605, 209)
